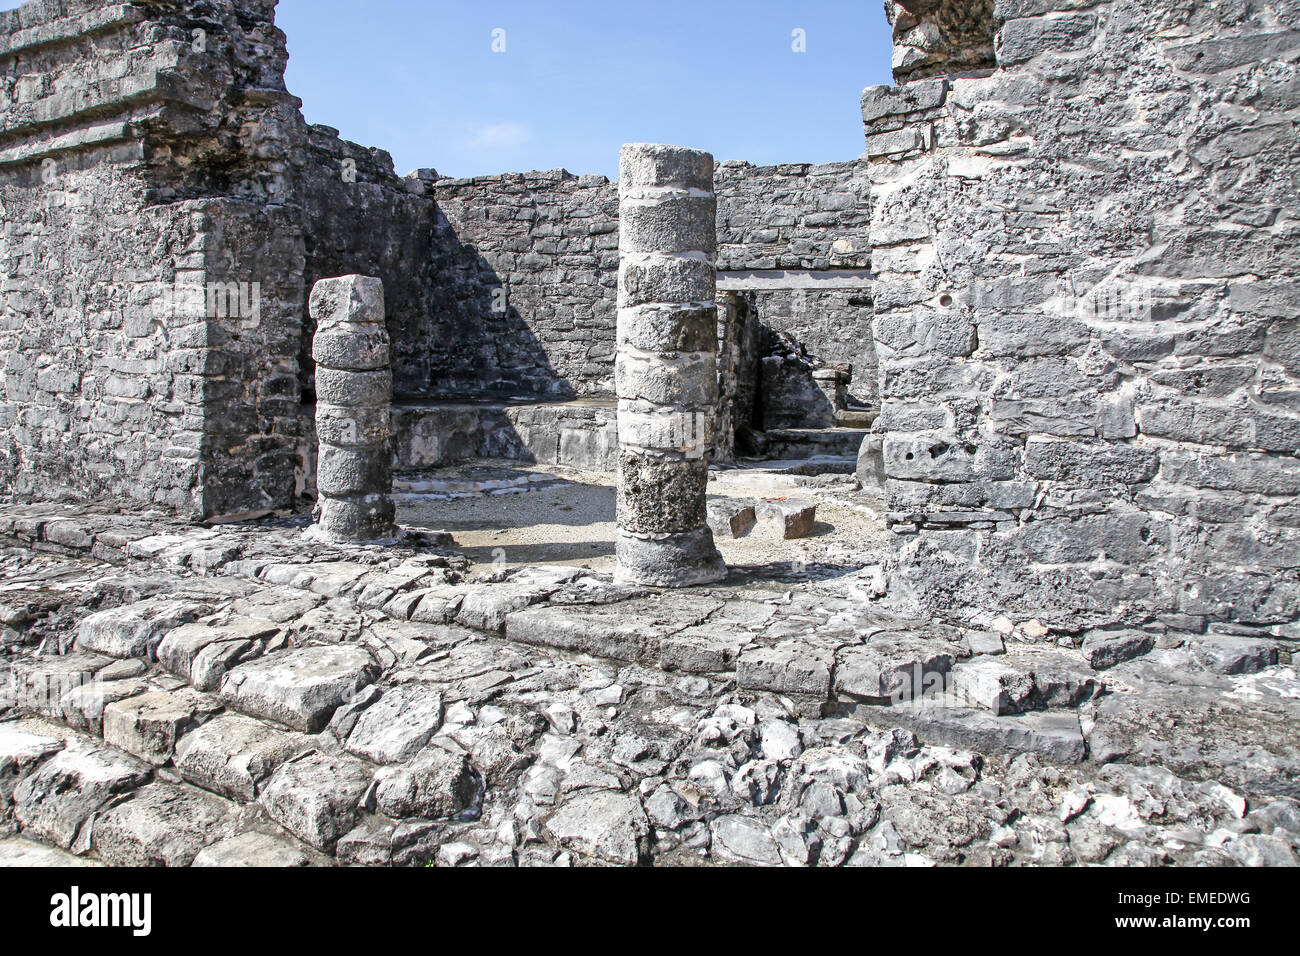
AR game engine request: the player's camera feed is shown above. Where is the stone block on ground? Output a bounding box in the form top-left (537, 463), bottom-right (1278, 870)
top-left (1082, 630), bottom-right (1155, 670)
top-left (174, 714), bottom-right (313, 801)
top-left (963, 630), bottom-right (1005, 656)
top-left (371, 743), bottom-right (481, 820)
top-left (102, 689), bottom-right (215, 765)
top-left (755, 498), bottom-right (818, 539)
top-left (1186, 635), bottom-right (1281, 675)
top-left (259, 751), bottom-right (374, 851)
top-left (711, 814), bottom-right (783, 866)
top-left (220, 645), bottom-right (379, 732)
top-left (454, 583), bottom-right (554, 633)
top-left (833, 633), bottom-right (958, 704)
top-left (707, 498), bottom-right (757, 538)
top-left (658, 622), bottom-right (752, 674)
top-left (543, 789), bottom-right (648, 866)
top-left (58, 678), bottom-right (151, 734)
top-left (950, 657), bottom-right (1036, 715)
top-left (1014, 649), bottom-right (1104, 708)
top-left (91, 782), bottom-right (233, 867)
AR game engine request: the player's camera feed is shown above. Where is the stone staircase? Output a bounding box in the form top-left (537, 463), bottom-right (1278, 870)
top-left (3, 503), bottom-right (1299, 867)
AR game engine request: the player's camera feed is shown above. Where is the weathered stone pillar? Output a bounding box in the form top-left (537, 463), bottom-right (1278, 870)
top-left (309, 275), bottom-right (395, 543)
top-left (615, 143), bottom-right (726, 586)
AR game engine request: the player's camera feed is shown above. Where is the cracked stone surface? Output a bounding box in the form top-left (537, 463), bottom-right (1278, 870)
top-left (0, 508), bottom-right (1297, 867)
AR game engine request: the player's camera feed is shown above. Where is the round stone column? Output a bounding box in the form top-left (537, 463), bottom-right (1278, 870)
top-left (615, 143), bottom-right (726, 586)
top-left (309, 275), bottom-right (395, 543)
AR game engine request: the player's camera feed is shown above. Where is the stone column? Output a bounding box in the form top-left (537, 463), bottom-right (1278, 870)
top-left (309, 275), bottom-right (395, 543)
top-left (615, 143), bottom-right (726, 586)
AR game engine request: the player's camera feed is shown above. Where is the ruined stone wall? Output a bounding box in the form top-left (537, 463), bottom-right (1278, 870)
top-left (298, 129), bottom-right (435, 399)
top-left (866, 0), bottom-right (1300, 636)
top-left (717, 160), bottom-right (877, 407)
top-left (424, 170), bottom-right (620, 398)
top-left (421, 160), bottom-right (877, 402)
top-left (0, 0), bottom-right (306, 519)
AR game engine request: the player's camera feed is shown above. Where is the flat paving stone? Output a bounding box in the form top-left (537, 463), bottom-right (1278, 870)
top-left (505, 595), bottom-right (720, 664)
top-left (92, 782), bottom-right (233, 867)
top-left (543, 789), bottom-right (647, 866)
top-left (77, 598), bottom-right (211, 659)
top-left (858, 700), bottom-right (1088, 765)
top-left (192, 830), bottom-right (327, 867)
top-left (58, 678), bottom-right (151, 734)
top-left (0, 837), bottom-right (103, 866)
top-left (174, 713), bottom-right (313, 801)
top-left (454, 583), bottom-right (555, 633)
top-left (12, 738), bottom-right (152, 850)
top-left (156, 618), bottom-right (279, 689)
top-left (344, 684), bottom-right (445, 764)
top-left (9, 653), bottom-right (111, 718)
top-left (738, 639), bottom-right (835, 698)
top-left (0, 722), bottom-right (65, 808)
top-left (221, 645), bottom-right (379, 732)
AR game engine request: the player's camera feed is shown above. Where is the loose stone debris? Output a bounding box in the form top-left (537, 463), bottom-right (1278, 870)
top-left (1, 505), bottom-right (1297, 868)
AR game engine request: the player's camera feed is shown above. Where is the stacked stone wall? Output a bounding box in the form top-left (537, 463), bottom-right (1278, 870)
top-left (0, 0), bottom-right (306, 519)
top-left (423, 160), bottom-right (877, 401)
top-left (865, 0), bottom-right (1300, 634)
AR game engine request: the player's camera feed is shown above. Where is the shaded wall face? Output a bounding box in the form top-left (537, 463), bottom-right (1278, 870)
top-left (416, 161), bottom-right (877, 402)
top-left (423, 171), bottom-right (620, 399)
top-left (868, 0), bottom-right (1300, 631)
top-left (748, 289), bottom-right (878, 407)
top-left (297, 129), bottom-right (436, 400)
top-left (716, 160), bottom-right (877, 408)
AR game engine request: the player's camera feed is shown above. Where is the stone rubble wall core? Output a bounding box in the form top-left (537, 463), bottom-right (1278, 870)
top-left (308, 276), bottom-right (395, 543)
top-left (615, 144), bottom-right (726, 588)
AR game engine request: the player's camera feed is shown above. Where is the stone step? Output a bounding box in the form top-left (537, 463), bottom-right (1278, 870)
top-left (751, 428), bottom-right (870, 461)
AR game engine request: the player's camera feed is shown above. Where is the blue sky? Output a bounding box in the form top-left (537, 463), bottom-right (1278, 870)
top-left (274, 0), bottom-right (892, 179)
top-left (0, 0), bottom-right (892, 178)
top-left (276, 0), bottom-right (894, 178)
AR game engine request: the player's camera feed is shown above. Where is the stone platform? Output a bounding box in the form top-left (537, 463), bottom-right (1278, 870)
top-left (393, 397), bottom-right (619, 473)
top-left (1, 503), bottom-right (1298, 867)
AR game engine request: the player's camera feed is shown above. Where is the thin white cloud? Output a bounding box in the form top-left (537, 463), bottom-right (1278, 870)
top-left (465, 122), bottom-right (534, 151)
